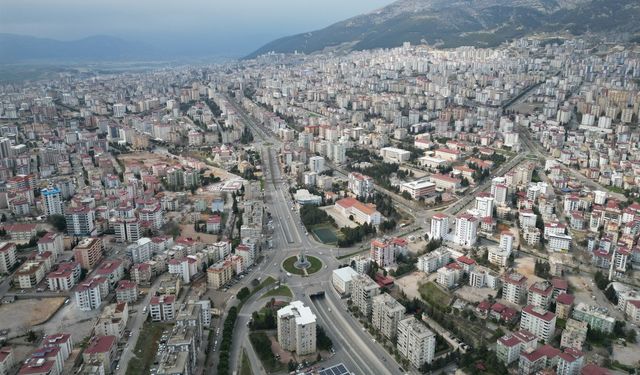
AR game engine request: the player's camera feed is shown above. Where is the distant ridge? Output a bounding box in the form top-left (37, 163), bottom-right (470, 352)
top-left (247, 0), bottom-right (640, 58)
top-left (0, 33), bottom-right (161, 63)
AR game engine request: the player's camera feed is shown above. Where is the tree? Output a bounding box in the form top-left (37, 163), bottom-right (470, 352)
top-left (47, 214), bottom-right (66, 232)
top-left (237, 287), bottom-right (250, 302)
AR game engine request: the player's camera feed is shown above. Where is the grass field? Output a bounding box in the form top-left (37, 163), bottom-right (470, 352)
top-left (282, 255), bottom-right (323, 275)
top-left (262, 285), bottom-right (293, 298)
top-left (311, 225), bottom-right (339, 244)
top-left (240, 349), bottom-right (253, 375)
top-left (419, 281), bottom-right (452, 307)
top-left (126, 323), bottom-right (172, 375)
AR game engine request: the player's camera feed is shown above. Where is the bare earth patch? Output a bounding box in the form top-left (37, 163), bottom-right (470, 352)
top-left (0, 297), bottom-right (65, 333)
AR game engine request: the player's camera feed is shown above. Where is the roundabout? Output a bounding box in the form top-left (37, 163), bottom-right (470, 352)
top-left (282, 251), bottom-right (323, 275)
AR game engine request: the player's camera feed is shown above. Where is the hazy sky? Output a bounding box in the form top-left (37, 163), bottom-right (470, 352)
top-left (0, 0), bottom-right (395, 55)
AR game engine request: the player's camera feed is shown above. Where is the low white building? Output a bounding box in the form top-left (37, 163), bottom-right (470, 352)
top-left (332, 267), bottom-right (359, 295)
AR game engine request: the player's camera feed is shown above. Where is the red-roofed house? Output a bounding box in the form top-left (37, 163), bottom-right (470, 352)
top-left (581, 363), bottom-right (611, 375)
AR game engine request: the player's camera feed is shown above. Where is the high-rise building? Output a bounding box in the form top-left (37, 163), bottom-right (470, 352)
top-left (429, 213), bottom-right (449, 241)
top-left (308, 156), bottom-right (325, 173)
top-left (520, 305), bottom-right (556, 343)
top-left (454, 213), bottom-right (478, 247)
top-left (277, 301), bottom-right (317, 355)
top-left (351, 274), bottom-right (381, 317)
top-left (41, 187), bottom-right (63, 216)
top-left (65, 206), bottom-right (96, 236)
top-left (73, 238), bottom-right (103, 270)
top-left (0, 242), bottom-right (17, 274)
top-left (502, 272), bottom-right (528, 305)
top-left (372, 293), bottom-right (406, 339)
top-left (397, 316), bottom-right (436, 368)
top-left (475, 193), bottom-right (494, 218)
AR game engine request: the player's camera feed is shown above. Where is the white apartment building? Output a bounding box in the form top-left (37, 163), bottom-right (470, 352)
top-left (548, 233), bottom-right (572, 252)
top-left (332, 266), bottom-right (359, 295)
top-left (128, 237), bottom-right (152, 264)
top-left (502, 272), bottom-right (528, 305)
top-left (417, 248), bottom-right (450, 273)
top-left (75, 278), bottom-right (104, 311)
top-left (520, 305), bottom-right (556, 343)
top-left (150, 295), bottom-right (176, 321)
top-left (348, 172), bottom-right (374, 198)
top-left (454, 213), bottom-right (478, 247)
top-left (397, 316), bottom-right (436, 368)
top-left (496, 330), bottom-right (537, 365)
top-left (41, 187), bottom-right (64, 217)
top-left (65, 206), bottom-right (96, 236)
top-left (277, 301), bottom-right (317, 355)
top-left (372, 293), bottom-right (406, 339)
top-left (351, 274), bottom-right (381, 317)
top-left (308, 156), bottom-right (325, 173)
top-left (0, 242), bottom-right (17, 274)
top-left (37, 232), bottom-right (64, 258)
top-left (475, 193), bottom-right (494, 218)
top-left (429, 213), bottom-right (449, 241)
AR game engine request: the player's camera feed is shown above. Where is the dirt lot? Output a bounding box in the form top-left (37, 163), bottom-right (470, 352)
top-left (180, 224), bottom-right (219, 243)
top-left (0, 297), bottom-right (65, 334)
top-left (454, 285), bottom-right (498, 303)
top-left (395, 271), bottom-right (431, 301)
top-left (514, 255), bottom-right (543, 283)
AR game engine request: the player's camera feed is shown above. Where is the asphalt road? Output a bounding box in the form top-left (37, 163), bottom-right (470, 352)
top-left (223, 95), bottom-right (412, 375)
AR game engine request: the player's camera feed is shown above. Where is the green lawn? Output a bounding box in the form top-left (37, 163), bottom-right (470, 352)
top-left (240, 349), bottom-right (253, 375)
top-left (262, 285), bottom-right (293, 298)
top-left (126, 323), bottom-right (172, 375)
top-left (419, 281), bottom-right (452, 307)
top-left (282, 255), bottom-right (323, 275)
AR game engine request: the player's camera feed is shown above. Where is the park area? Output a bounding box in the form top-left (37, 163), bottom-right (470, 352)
top-left (282, 255), bottom-right (323, 275)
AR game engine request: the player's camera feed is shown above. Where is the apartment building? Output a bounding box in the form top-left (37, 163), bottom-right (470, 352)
top-left (351, 274), bottom-right (381, 317)
top-left (520, 305), bottom-right (557, 343)
top-left (429, 213), bottom-right (450, 241)
top-left (454, 213), bottom-right (478, 247)
top-left (65, 206), bottom-right (96, 236)
top-left (397, 317), bottom-right (436, 368)
top-left (115, 280), bottom-right (138, 303)
top-left (417, 248), bottom-right (450, 273)
top-left (207, 259), bottom-right (234, 289)
top-left (502, 272), bottom-right (528, 305)
top-left (0, 242), bottom-right (17, 274)
top-left (560, 319), bottom-right (588, 351)
top-left (371, 293), bottom-right (406, 339)
top-left (332, 266), bottom-right (359, 295)
top-left (572, 303), bottom-right (615, 333)
top-left (75, 277), bottom-right (107, 311)
top-left (47, 262), bottom-right (81, 291)
top-left (37, 232), bottom-right (64, 258)
top-left (127, 237), bottom-right (152, 264)
top-left (277, 301), bottom-right (317, 355)
top-left (369, 237), bottom-right (407, 268)
top-left (528, 281), bottom-right (554, 309)
top-left (150, 295), bottom-right (176, 321)
top-left (73, 237), bottom-right (103, 270)
top-left (14, 261), bottom-right (45, 289)
top-left (496, 330), bottom-right (537, 365)
top-left (348, 172), bottom-right (374, 198)
top-left (82, 336), bottom-right (116, 374)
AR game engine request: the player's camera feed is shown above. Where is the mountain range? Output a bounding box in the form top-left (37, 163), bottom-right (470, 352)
top-left (247, 0), bottom-right (640, 58)
top-left (0, 34), bottom-right (162, 64)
